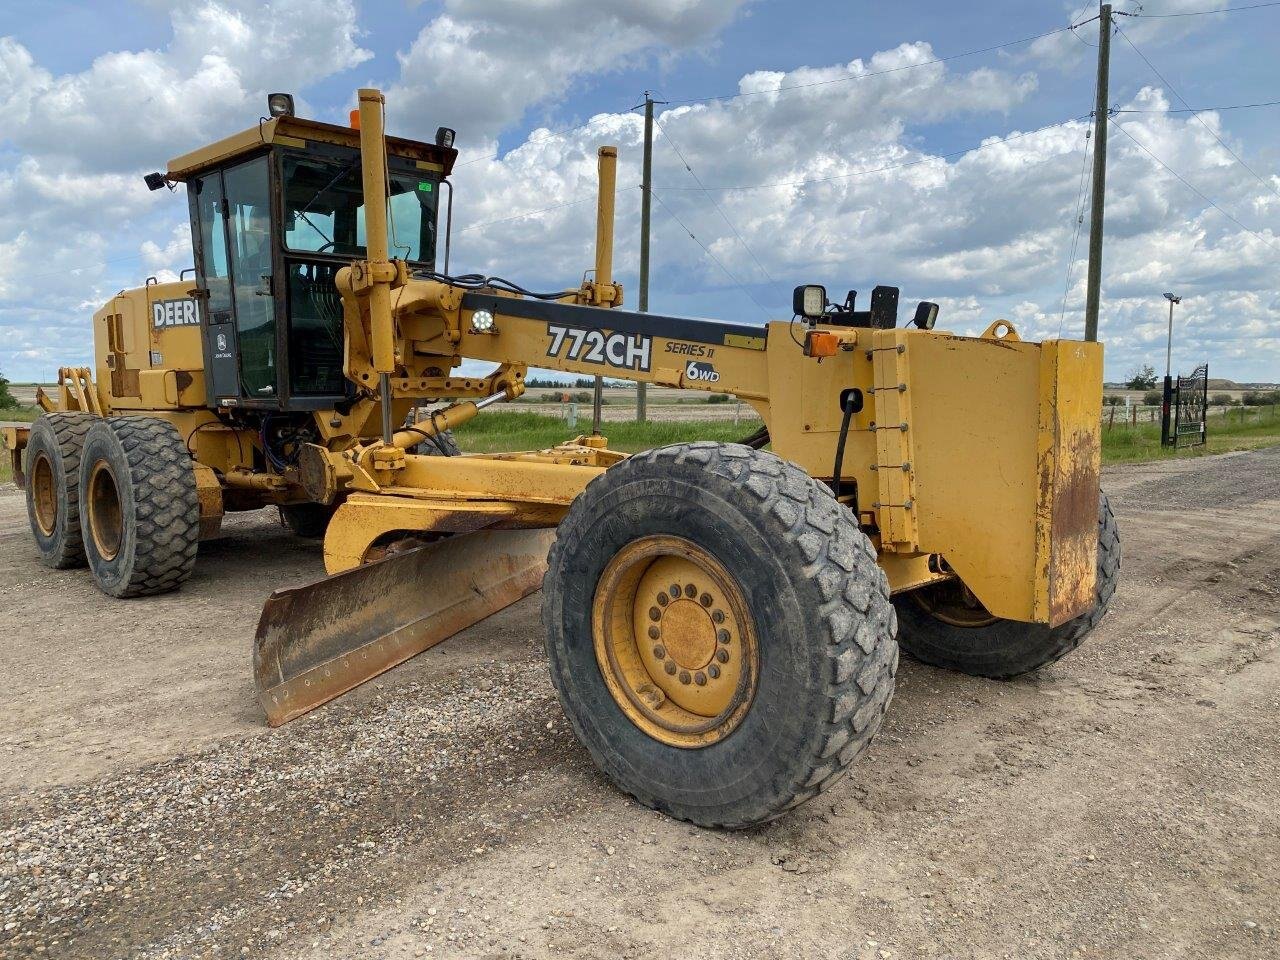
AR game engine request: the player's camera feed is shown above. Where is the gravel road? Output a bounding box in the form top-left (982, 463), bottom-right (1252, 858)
top-left (2, 447), bottom-right (1278, 959)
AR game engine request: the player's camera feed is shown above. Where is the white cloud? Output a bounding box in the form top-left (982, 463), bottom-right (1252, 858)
top-left (0, 0), bottom-right (369, 173)
top-left (388, 0), bottom-right (751, 144)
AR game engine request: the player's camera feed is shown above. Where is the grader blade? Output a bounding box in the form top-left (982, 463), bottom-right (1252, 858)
top-left (254, 528), bottom-right (555, 726)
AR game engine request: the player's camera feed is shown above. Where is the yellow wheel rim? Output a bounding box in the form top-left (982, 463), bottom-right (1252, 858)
top-left (31, 452), bottom-right (57, 537)
top-left (87, 461), bottom-right (124, 562)
top-left (913, 579), bottom-right (999, 628)
top-left (592, 535), bottom-right (759, 748)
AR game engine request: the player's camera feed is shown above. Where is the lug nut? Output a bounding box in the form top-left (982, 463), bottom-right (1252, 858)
top-left (647, 625), bottom-right (660, 640)
top-left (649, 606), bottom-right (661, 621)
top-left (653, 645), bottom-right (666, 659)
top-left (657, 593), bottom-right (669, 607)
top-left (708, 664), bottom-right (721, 680)
top-left (684, 584), bottom-right (697, 598)
top-left (712, 610), bottom-right (725, 624)
top-left (715, 649), bottom-right (729, 664)
top-left (664, 660), bottom-right (678, 675)
top-left (679, 670), bottom-right (691, 685)
top-left (699, 593), bottom-right (713, 608)
top-left (694, 672), bottom-right (707, 686)
top-left (717, 629), bottom-right (730, 644)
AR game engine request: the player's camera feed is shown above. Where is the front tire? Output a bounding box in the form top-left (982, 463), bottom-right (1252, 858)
top-left (894, 492), bottom-right (1120, 678)
top-left (542, 442), bottom-right (898, 829)
top-left (78, 417), bottom-right (200, 598)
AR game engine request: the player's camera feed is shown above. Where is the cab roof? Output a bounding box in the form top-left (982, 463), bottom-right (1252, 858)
top-left (165, 114), bottom-right (458, 182)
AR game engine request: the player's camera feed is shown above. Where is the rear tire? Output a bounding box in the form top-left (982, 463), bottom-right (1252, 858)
top-left (24, 412), bottom-right (97, 569)
top-left (894, 492), bottom-right (1120, 678)
top-left (78, 417), bottom-right (200, 598)
top-left (542, 442), bottom-right (898, 829)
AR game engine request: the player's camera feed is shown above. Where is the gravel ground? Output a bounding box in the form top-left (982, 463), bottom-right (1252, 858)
top-left (2, 447), bottom-right (1278, 959)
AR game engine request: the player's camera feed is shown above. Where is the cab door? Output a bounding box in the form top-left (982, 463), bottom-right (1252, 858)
top-left (189, 154), bottom-right (279, 406)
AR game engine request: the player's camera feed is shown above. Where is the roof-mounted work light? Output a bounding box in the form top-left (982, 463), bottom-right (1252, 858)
top-left (267, 93), bottom-right (295, 118)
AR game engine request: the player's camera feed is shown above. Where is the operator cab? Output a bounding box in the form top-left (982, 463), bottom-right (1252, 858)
top-left (159, 101), bottom-right (457, 411)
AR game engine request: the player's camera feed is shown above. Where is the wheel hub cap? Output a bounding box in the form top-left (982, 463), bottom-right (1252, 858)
top-left (592, 536), bottom-right (758, 748)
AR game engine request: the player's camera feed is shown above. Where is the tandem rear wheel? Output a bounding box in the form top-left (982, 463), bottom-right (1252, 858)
top-left (542, 442), bottom-right (899, 829)
top-left (24, 412), bottom-right (99, 568)
top-left (77, 417), bottom-right (201, 598)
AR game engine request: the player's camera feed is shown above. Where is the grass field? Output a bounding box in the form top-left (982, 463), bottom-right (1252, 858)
top-left (452, 410), bottom-right (764, 453)
top-left (1101, 405), bottom-right (1280, 462)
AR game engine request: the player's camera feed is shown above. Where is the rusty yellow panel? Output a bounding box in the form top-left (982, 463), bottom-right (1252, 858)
top-left (1035, 340), bottom-right (1103, 625)
top-left (904, 330), bottom-right (1043, 622)
top-left (415, 160), bottom-right (444, 172)
top-left (763, 323), bottom-right (875, 485)
top-left (274, 135), bottom-right (307, 149)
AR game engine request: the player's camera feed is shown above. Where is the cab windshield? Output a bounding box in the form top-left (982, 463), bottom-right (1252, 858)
top-left (281, 149), bottom-right (438, 264)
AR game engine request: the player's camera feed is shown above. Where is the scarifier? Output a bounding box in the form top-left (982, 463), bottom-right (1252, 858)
top-left (4, 89), bottom-right (1118, 828)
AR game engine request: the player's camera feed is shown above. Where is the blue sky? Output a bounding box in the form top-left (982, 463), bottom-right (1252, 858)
top-left (1, 0), bottom-right (1277, 383)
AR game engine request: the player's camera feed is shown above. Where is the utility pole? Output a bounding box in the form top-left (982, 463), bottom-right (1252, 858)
top-left (1161, 292), bottom-right (1181, 446)
top-left (635, 91), bottom-right (665, 423)
top-left (1083, 2), bottom-right (1112, 343)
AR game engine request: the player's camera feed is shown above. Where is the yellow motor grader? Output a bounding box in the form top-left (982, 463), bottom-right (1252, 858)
top-left (5, 89), bottom-right (1118, 828)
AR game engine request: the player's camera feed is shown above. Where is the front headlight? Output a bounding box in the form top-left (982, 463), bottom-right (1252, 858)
top-left (470, 309), bottom-right (495, 333)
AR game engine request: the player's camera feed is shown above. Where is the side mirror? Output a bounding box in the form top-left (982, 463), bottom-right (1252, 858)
top-left (913, 301), bottom-right (939, 330)
top-left (792, 284), bottom-right (827, 321)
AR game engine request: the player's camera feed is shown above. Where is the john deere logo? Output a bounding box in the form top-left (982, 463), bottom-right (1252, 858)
top-left (216, 333), bottom-right (228, 351)
top-left (152, 298), bottom-right (199, 329)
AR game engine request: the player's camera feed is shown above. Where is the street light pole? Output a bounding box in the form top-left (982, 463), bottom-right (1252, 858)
top-left (1161, 292), bottom-right (1181, 446)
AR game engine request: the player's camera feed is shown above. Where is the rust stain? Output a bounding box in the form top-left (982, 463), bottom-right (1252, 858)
top-left (1047, 427), bottom-right (1100, 626)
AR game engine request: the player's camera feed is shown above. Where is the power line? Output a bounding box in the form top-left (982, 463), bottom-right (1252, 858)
top-left (652, 117), bottom-right (776, 285)
top-left (1114, 21), bottom-right (1280, 201)
top-left (656, 114), bottom-right (1091, 192)
top-left (665, 22), bottom-right (1095, 108)
top-left (1059, 114), bottom-right (1097, 337)
top-left (1134, 1), bottom-right (1280, 17)
top-left (649, 189), bottom-right (772, 319)
top-left (1115, 98), bottom-right (1280, 113)
top-left (1112, 121), bottom-right (1279, 250)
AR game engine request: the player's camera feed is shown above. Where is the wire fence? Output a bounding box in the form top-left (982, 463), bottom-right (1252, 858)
top-left (1102, 402), bottom-right (1279, 430)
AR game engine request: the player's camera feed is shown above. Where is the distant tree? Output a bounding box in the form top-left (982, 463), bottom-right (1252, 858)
top-left (1242, 390), bottom-right (1280, 406)
top-left (1210, 393), bottom-right (1234, 407)
top-left (1103, 395), bottom-right (1123, 407)
top-left (1143, 389), bottom-right (1164, 406)
top-left (1126, 364), bottom-right (1158, 391)
top-left (707, 393), bottom-right (730, 404)
top-left (0, 368), bottom-right (16, 409)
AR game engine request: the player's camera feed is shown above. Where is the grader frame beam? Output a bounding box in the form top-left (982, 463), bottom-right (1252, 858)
top-left (320, 277), bottom-right (1102, 629)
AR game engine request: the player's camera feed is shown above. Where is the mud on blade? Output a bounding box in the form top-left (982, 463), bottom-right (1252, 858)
top-left (254, 529), bottom-right (555, 726)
